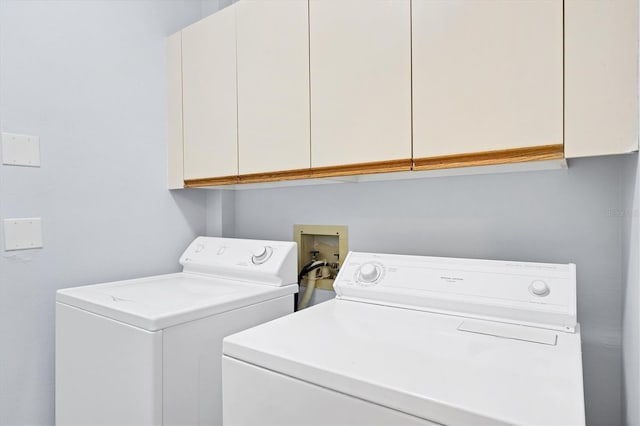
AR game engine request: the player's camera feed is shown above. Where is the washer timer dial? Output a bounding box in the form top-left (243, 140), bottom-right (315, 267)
top-left (356, 262), bottom-right (384, 285)
top-left (251, 246), bottom-right (273, 265)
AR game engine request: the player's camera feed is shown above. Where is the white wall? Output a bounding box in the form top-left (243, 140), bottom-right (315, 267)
top-left (0, 2), bottom-right (206, 424)
top-left (207, 156), bottom-right (627, 425)
top-left (623, 154), bottom-right (640, 426)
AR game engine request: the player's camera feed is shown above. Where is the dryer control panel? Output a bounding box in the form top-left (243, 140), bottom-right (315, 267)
top-left (334, 252), bottom-right (577, 332)
top-left (180, 237), bottom-right (297, 286)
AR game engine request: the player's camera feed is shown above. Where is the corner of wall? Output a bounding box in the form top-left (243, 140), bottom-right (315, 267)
top-left (205, 190), bottom-right (235, 237)
top-left (622, 153), bottom-right (640, 426)
top-left (201, 0), bottom-right (220, 18)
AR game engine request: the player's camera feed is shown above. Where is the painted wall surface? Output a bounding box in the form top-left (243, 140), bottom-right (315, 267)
top-left (202, 0), bottom-right (236, 16)
top-left (206, 190), bottom-right (236, 238)
top-left (0, 1), bottom-right (205, 424)
top-left (216, 156), bottom-right (627, 425)
top-left (202, 0), bottom-right (223, 16)
top-left (623, 154), bottom-right (640, 426)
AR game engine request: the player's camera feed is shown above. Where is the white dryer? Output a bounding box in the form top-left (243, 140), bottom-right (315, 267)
top-left (222, 251), bottom-right (585, 425)
top-left (55, 236), bottom-right (297, 426)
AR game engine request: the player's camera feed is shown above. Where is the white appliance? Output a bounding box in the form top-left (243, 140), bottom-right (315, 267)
top-left (222, 251), bottom-right (585, 425)
top-left (55, 236), bottom-right (297, 426)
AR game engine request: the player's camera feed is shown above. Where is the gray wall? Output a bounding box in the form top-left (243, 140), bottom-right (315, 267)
top-left (202, 0), bottom-right (237, 16)
top-left (623, 154), bottom-right (640, 426)
top-left (208, 156), bottom-right (627, 425)
top-left (0, 1), bottom-right (206, 424)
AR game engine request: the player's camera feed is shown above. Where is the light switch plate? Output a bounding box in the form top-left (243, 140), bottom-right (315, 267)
top-left (3, 218), bottom-right (43, 251)
top-left (1, 132), bottom-right (41, 167)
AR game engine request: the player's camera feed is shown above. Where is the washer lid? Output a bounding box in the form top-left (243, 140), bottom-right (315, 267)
top-left (223, 300), bottom-right (585, 426)
top-left (56, 273), bottom-right (296, 331)
top-left (334, 252), bottom-right (577, 332)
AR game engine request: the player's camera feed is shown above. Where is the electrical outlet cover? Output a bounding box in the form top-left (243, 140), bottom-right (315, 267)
top-left (3, 218), bottom-right (43, 251)
top-left (1, 132), bottom-right (41, 167)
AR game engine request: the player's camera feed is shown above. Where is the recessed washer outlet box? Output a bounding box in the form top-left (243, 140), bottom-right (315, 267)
top-left (293, 224), bottom-right (348, 291)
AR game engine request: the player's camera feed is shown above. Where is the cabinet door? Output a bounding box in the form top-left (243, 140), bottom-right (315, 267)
top-left (565, 0), bottom-right (638, 158)
top-left (412, 0), bottom-right (563, 163)
top-left (182, 6), bottom-right (238, 181)
top-left (236, 0), bottom-right (310, 176)
top-left (309, 0), bottom-right (412, 170)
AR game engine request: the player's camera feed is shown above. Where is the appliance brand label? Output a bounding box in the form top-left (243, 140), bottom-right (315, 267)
top-left (440, 276), bottom-right (464, 283)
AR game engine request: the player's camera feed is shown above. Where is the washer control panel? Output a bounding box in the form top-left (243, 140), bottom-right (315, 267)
top-left (334, 251), bottom-right (577, 332)
top-left (179, 237), bottom-right (297, 286)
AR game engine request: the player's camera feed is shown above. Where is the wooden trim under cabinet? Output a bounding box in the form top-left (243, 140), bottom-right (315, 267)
top-left (183, 148), bottom-right (562, 188)
top-left (309, 159), bottom-right (412, 179)
top-left (412, 144), bottom-right (564, 171)
top-left (239, 159), bottom-right (413, 184)
top-left (237, 168), bottom-right (313, 184)
top-left (184, 175), bottom-right (239, 187)
top-left (184, 159), bottom-right (413, 187)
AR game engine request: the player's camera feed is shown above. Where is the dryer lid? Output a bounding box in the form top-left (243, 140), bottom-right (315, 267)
top-left (333, 252), bottom-right (577, 332)
top-left (223, 299), bottom-right (585, 426)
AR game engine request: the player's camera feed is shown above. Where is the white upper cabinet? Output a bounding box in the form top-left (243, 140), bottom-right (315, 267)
top-left (169, 0), bottom-right (636, 188)
top-left (564, 0), bottom-right (639, 158)
top-left (236, 0), bottom-right (310, 175)
top-left (412, 0), bottom-right (563, 159)
top-left (309, 0), bottom-right (412, 169)
top-left (182, 5), bottom-right (238, 181)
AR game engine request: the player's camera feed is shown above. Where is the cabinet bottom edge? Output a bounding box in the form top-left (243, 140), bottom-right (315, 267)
top-left (183, 146), bottom-right (564, 188)
top-left (413, 144), bottom-right (564, 171)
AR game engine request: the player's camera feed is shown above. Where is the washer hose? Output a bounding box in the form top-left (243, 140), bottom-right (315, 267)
top-left (297, 261), bottom-right (328, 310)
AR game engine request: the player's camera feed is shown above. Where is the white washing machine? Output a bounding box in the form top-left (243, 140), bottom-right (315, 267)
top-left (222, 251), bottom-right (585, 425)
top-left (55, 236), bottom-right (297, 426)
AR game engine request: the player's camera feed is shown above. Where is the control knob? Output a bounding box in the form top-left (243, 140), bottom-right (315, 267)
top-left (358, 263), bottom-right (382, 283)
top-left (251, 246), bottom-right (272, 265)
top-left (529, 280), bottom-right (550, 297)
